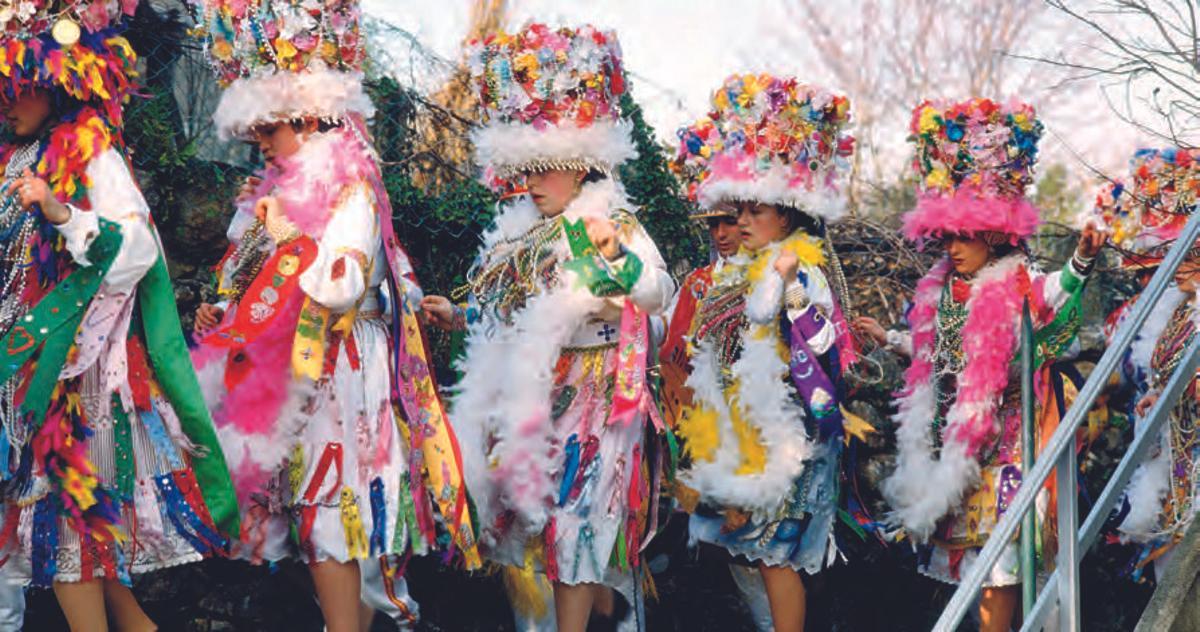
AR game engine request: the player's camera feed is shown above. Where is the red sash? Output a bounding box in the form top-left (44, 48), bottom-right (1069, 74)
top-left (204, 236), bottom-right (317, 348)
top-left (658, 265), bottom-right (714, 429)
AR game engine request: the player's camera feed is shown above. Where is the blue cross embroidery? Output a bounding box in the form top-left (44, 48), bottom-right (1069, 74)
top-left (598, 324), bottom-right (617, 342)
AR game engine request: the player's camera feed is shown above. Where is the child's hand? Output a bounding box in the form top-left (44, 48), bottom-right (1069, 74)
top-left (17, 169), bottom-right (69, 224)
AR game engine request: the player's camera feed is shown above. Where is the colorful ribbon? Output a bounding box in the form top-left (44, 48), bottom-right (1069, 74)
top-left (788, 307), bottom-right (845, 441)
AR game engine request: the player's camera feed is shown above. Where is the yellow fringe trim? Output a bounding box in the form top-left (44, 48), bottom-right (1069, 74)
top-left (678, 406), bottom-right (720, 463)
top-left (728, 379), bottom-right (767, 475)
top-left (502, 552), bottom-right (553, 620)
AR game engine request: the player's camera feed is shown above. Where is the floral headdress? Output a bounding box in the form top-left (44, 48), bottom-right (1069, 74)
top-left (903, 98), bottom-right (1044, 243)
top-left (1086, 147), bottom-right (1200, 265)
top-left (0, 1), bottom-right (139, 128)
top-left (187, 0), bottom-right (372, 139)
top-left (671, 117), bottom-right (735, 220)
top-left (464, 22), bottom-right (635, 178)
top-left (674, 73), bottom-right (854, 223)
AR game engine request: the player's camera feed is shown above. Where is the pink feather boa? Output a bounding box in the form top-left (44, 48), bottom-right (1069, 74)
top-left (902, 190), bottom-right (1040, 243)
top-left (886, 253), bottom-right (1059, 538)
top-left (191, 123), bottom-right (395, 503)
top-left (901, 255), bottom-right (1040, 455)
top-left (229, 125), bottom-right (382, 242)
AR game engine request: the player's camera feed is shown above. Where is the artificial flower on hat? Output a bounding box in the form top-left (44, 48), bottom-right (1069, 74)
top-left (903, 98), bottom-right (1044, 244)
top-left (1125, 147), bottom-right (1198, 243)
top-left (464, 22), bottom-right (635, 177)
top-left (671, 117), bottom-right (737, 220)
top-left (186, 0), bottom-right (373, 138)
top-left (676, 73), bottom-right (854, 223)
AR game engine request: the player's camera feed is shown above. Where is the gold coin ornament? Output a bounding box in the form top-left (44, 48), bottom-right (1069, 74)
top-left (51, 18), bottom-right (81, 47)
top-left (278, 254), bottom-right (301, 276)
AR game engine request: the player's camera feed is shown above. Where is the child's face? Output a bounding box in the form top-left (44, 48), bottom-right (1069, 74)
top-left (525, 169), bottom-right (584, 217)
top-left (252, 121), bottom-right (308, 164)
top-left (736, 202), bottom-right (790, 251)
top-left (3, 91), bottom-right (51, 139)
top-left (945, 234), bottom-right (992, 276)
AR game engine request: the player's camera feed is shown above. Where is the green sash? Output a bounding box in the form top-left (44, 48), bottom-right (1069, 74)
top-left (135, 252), bottom-right (240, 537)
top-left (1022, 265), bottom-right (1088, 369)
top-left (0, 219), bottom-right (240, 537)
top-left (561, 217), bottom-right (644, 297)
top-left (0, 220), bottom-right (122, 422)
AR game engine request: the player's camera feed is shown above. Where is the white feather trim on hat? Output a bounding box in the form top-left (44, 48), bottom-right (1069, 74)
top-left (698, 163), bottom-right (848, 224)
top-left (214, 65), bottom-right (375, 139)
top-left (472, 119), bottom-right (636, 177)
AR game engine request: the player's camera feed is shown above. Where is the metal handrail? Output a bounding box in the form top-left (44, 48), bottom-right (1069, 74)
top-left (1020, 333), bottom-right (1200, 631)
top-left (933, 210), bottom-right (1200, 631)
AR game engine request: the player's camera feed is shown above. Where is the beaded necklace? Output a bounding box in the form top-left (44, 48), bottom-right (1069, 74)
top-left (1151, 299), bottom-right (1197, 390)
top-left (1149, 298), bottom-right (1200, 537)
top-left (930, 276), bottom-right (969, 452)
top-left (223, 220), bottom-right (271, 305)
top-left (456, 215), bottom-right (563, 324)
top-left (691, 277), bottom-right (749, 371)
top-left (0, 142), bottom-right (42, 466)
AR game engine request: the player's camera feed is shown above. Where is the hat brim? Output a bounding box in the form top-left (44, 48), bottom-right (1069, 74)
top-left (689, 209), bottom-right (737, 221)
top-left (472, 119), bottom-right (636, 178)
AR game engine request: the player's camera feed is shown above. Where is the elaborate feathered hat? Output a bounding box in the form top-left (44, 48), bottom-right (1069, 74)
top-left (0, 1), bottom-right (139, 128)
top-left (1086, 147), bottom-right (1200, 265)
top-left (903, 98), bottom-right (1043, 243)
top-left (674, 73), bottom-right (854, 223)
top-left (464, 22), bottom-right (635, 178)
top-left (187, 0), bottom-right (372, 139)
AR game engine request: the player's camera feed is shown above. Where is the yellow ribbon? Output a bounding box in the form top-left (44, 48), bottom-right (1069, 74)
top-left (339, 486), bottom-right (368, 560)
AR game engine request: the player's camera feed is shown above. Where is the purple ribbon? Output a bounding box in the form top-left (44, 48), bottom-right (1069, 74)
top-left (789, 307), bottom-right (844, 441)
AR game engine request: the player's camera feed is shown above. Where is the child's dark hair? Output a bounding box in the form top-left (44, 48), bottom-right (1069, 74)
top-left (779, 205), bottom-right (825, 238)
top-left (582, 169), bottom-right (608, 185)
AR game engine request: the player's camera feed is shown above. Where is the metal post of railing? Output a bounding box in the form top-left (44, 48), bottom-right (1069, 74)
top-left (932, 210), bottom-right (1200, 632)
top-left (1020, 299), bottom-right (1037, 617)
top-left (1055, 435), bottom-right (1080, 630)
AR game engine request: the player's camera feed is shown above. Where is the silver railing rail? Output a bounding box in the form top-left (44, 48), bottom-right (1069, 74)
top-left (933, 210), bottom-right (1200, 632)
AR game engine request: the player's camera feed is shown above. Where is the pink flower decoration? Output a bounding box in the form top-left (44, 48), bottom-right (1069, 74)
top-left (79, 1), bottom-right (111, 32)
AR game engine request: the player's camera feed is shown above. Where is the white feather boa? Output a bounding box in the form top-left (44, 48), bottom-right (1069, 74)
top-left (1119, 288), bottom-right (1194, 541)
top-left (1129, 285), bottom-right (1185, 376)
top-left (882, 255), bottom-right (1026, 542)
top-left (451, 180), bottom-right (627, 543)
top-left (681, 240), bottom-right (815, 518)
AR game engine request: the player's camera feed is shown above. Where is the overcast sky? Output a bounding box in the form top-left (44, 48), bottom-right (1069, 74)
top-left (363, 0), bottom-right (1153, 184)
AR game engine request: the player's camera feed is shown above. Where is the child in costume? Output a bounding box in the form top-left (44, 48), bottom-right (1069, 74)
top-left (420, 23), bottom-right (675, 632)
top-left (0, 2), bottom-right (238, 629)
top-left (656, 118), bottom-right (774, 632)
top-left (670, 74), bottom-right (859, 632)
top-left (857, 98), bottom-right (1103, 632)
top-left (1103, 149), bottom-right (1200, 580)
top-left (186, 1), bottom-right (477, 630)
top-left (656, 193), bottom-right (743, 433)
